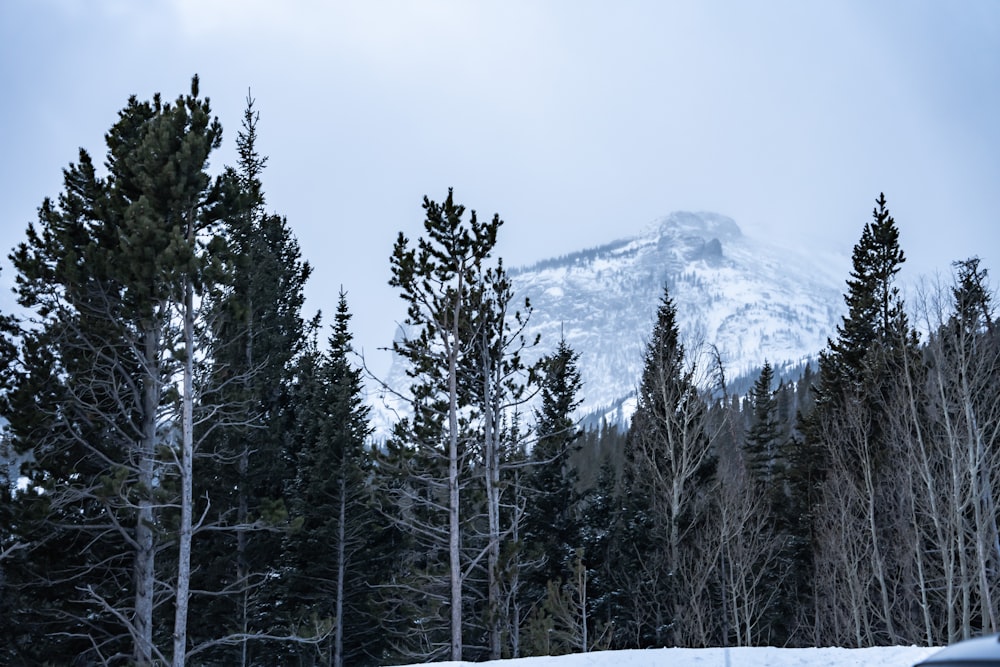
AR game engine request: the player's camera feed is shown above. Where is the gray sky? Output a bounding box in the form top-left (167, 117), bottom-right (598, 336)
top-left (2, 1), bottom-right (998, 374)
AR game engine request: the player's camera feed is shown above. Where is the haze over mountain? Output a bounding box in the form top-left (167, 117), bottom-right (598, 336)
top-left (375, 211), bottom-right (848, 433)
top-left (510, 211), bottom-right (847, 419)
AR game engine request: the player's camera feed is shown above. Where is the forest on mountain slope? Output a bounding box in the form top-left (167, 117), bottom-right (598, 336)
top-left (0, 80), bottom-right (997, 667)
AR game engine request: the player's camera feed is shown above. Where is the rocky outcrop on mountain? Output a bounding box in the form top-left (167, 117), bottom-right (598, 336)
top-left (375, 211), bottom-right (847, 433)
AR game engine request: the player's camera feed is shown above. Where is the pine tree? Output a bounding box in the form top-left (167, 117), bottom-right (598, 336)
top-left (950, 257), bottom-right (994, 335)
top-left (578, 450), bottom-right (619, 646)
top-left (821, 192), bottom-right (909, 393)
top-left (383, 189), bottom-right (502, 661)
top-left (3, 77), bottom-right (238, 665)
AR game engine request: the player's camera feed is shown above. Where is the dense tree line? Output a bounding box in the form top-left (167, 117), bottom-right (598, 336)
top-left (0, 80), bottom-right (997, 665)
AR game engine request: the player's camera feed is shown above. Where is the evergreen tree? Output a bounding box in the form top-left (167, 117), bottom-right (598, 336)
top-left (761, 375), bottom-right (816, 647)
top-left (283, 291), bottom-right (380, 667)
top-left (188, 93), bottom-right (313, 665)
top-left (614, 285), bottom-right (715, 647)
top-left (950, 257), bottom-right (994, 335)
top-left (3, 77), bottom-right (236, 664)
top-left (820, 192), bottom-right (910, 394)
top-left (802, 193), bottom-right (918, 645)
top-left (744, 360), bottom-right (779, 481)
top-left (382, 189), bottom-right (502, 661)
top-left (523, 337), bottom-right (584, 611)
top-left (578, 450), bottom-right (619, 646)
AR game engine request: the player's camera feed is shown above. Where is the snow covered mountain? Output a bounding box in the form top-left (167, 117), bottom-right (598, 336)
top-left (374, 211), bottom-right (848, 433)
top-left (509, 211), bottom-right (847, 421)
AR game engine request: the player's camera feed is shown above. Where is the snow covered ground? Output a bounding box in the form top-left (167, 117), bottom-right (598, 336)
top-left (402, 645), bottom-right (941, 667)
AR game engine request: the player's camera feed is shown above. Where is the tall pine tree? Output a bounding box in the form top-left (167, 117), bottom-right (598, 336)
top-left (382, 189), bottom-right (502, 661)
top-left (4, 76), bottom-right (234, 664)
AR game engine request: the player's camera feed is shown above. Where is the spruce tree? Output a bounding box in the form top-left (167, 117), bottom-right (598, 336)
top-left (801, 193), bottom-right (918, 645)
top-left (188, 94), bottom-right (313, 665)
top-left (950, 257), bottom-right (993, 335)
top-left (523, 337), bottom-right (584, 610)
top-left (804, 193), bottom-right (913, 484)
top-left (744, 360), bottom-right (779, 481)
top-left (821, 192), bottom-right (909, 393)
top-left (284, 291), bottom-right (378, 667)
top-left (615, 285), bottom-right (715, 647)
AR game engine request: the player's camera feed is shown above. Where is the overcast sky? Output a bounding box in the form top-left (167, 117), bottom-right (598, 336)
top-left (2, 1), bottom-right (998, 373)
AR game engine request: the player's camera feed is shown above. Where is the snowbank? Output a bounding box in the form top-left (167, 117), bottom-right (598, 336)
top-left (403, 645), bottom-right (940, 667)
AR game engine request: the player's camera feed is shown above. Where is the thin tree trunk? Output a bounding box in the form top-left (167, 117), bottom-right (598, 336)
top-left (510, 467), bottom-right (524, 659)
top-left (482, 346), bottom-right (502, 660)
top-left (963, 356), bottom-right (999, 633)
top-left (239, 295), bottom-right (253, 667)
top-left (911, 507), bottom-right (933, 646)
top-left (334, 475), bottom-right (346, 667)
top-left (238, 449), bottom-right (249, 667)
top-left (172, 277), bottom-right (195, 667)
top-left (448, 287), bottom-right (463, 662)
top-left (932, 353), bottom-right (973, 640)
top-left (862, 444), bottom-right (896, 642)
top-left (579, 557), bottom-right (588, 652)
top-left (901, 348), bottom-right (942, 646)
top-left (135, 325), bottom-right (160, 666)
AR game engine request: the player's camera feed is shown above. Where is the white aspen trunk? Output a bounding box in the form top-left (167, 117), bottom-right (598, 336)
top-left (901, 350), bottom-right (943, 645)
top-left (861, 438), bottom-right (895, 642)
top-left (135, 325), bottom-right (160, 666)
top-left (849, 542), bottom-right (865, 647)
top-left (448, 287), bottom-right (463, 662)
top-left (486, 431), bottom-right (502, 659)
top-left (172, 276), bottom-right (195, 667)
top-left (510, 468), bottom-right (524, 659)
top-left (482, 341), bottom-right (502, 661)
top-left (910, 501), bottom-right (934, 646)
top-left (933, 351), bottom-right (974, 640)
top-left (961, 350), bottom-right (999, 633)
top-left (959, 499), bottom-right (972, 638)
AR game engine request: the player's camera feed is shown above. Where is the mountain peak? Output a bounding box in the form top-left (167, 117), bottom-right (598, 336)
top-left (504, 210), bottom-right (845, 418)
top-left (644, 211), bottom-right (743, 244)
top-left (377, 210), bottom-right (846, 433)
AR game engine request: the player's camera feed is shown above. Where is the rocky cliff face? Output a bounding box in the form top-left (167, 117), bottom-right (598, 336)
top-left (375, 211), bottom-right (847, 434)
top-left (507, 211), bottom-right (847, 420)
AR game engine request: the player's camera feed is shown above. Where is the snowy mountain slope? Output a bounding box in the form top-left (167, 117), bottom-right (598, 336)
top-left (508, 211), bottom-right (847, 419)
top-left (373, 211), bottom-right (848, 433)
top-left (399, 644), bottom-right (938, 667)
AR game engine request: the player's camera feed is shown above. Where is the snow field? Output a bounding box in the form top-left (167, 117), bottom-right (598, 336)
top-left (403, 645), bottom-right (941, 667)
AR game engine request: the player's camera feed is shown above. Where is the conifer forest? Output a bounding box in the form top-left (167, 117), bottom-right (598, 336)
top-left (1, 80), bottom-right (998, 666)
